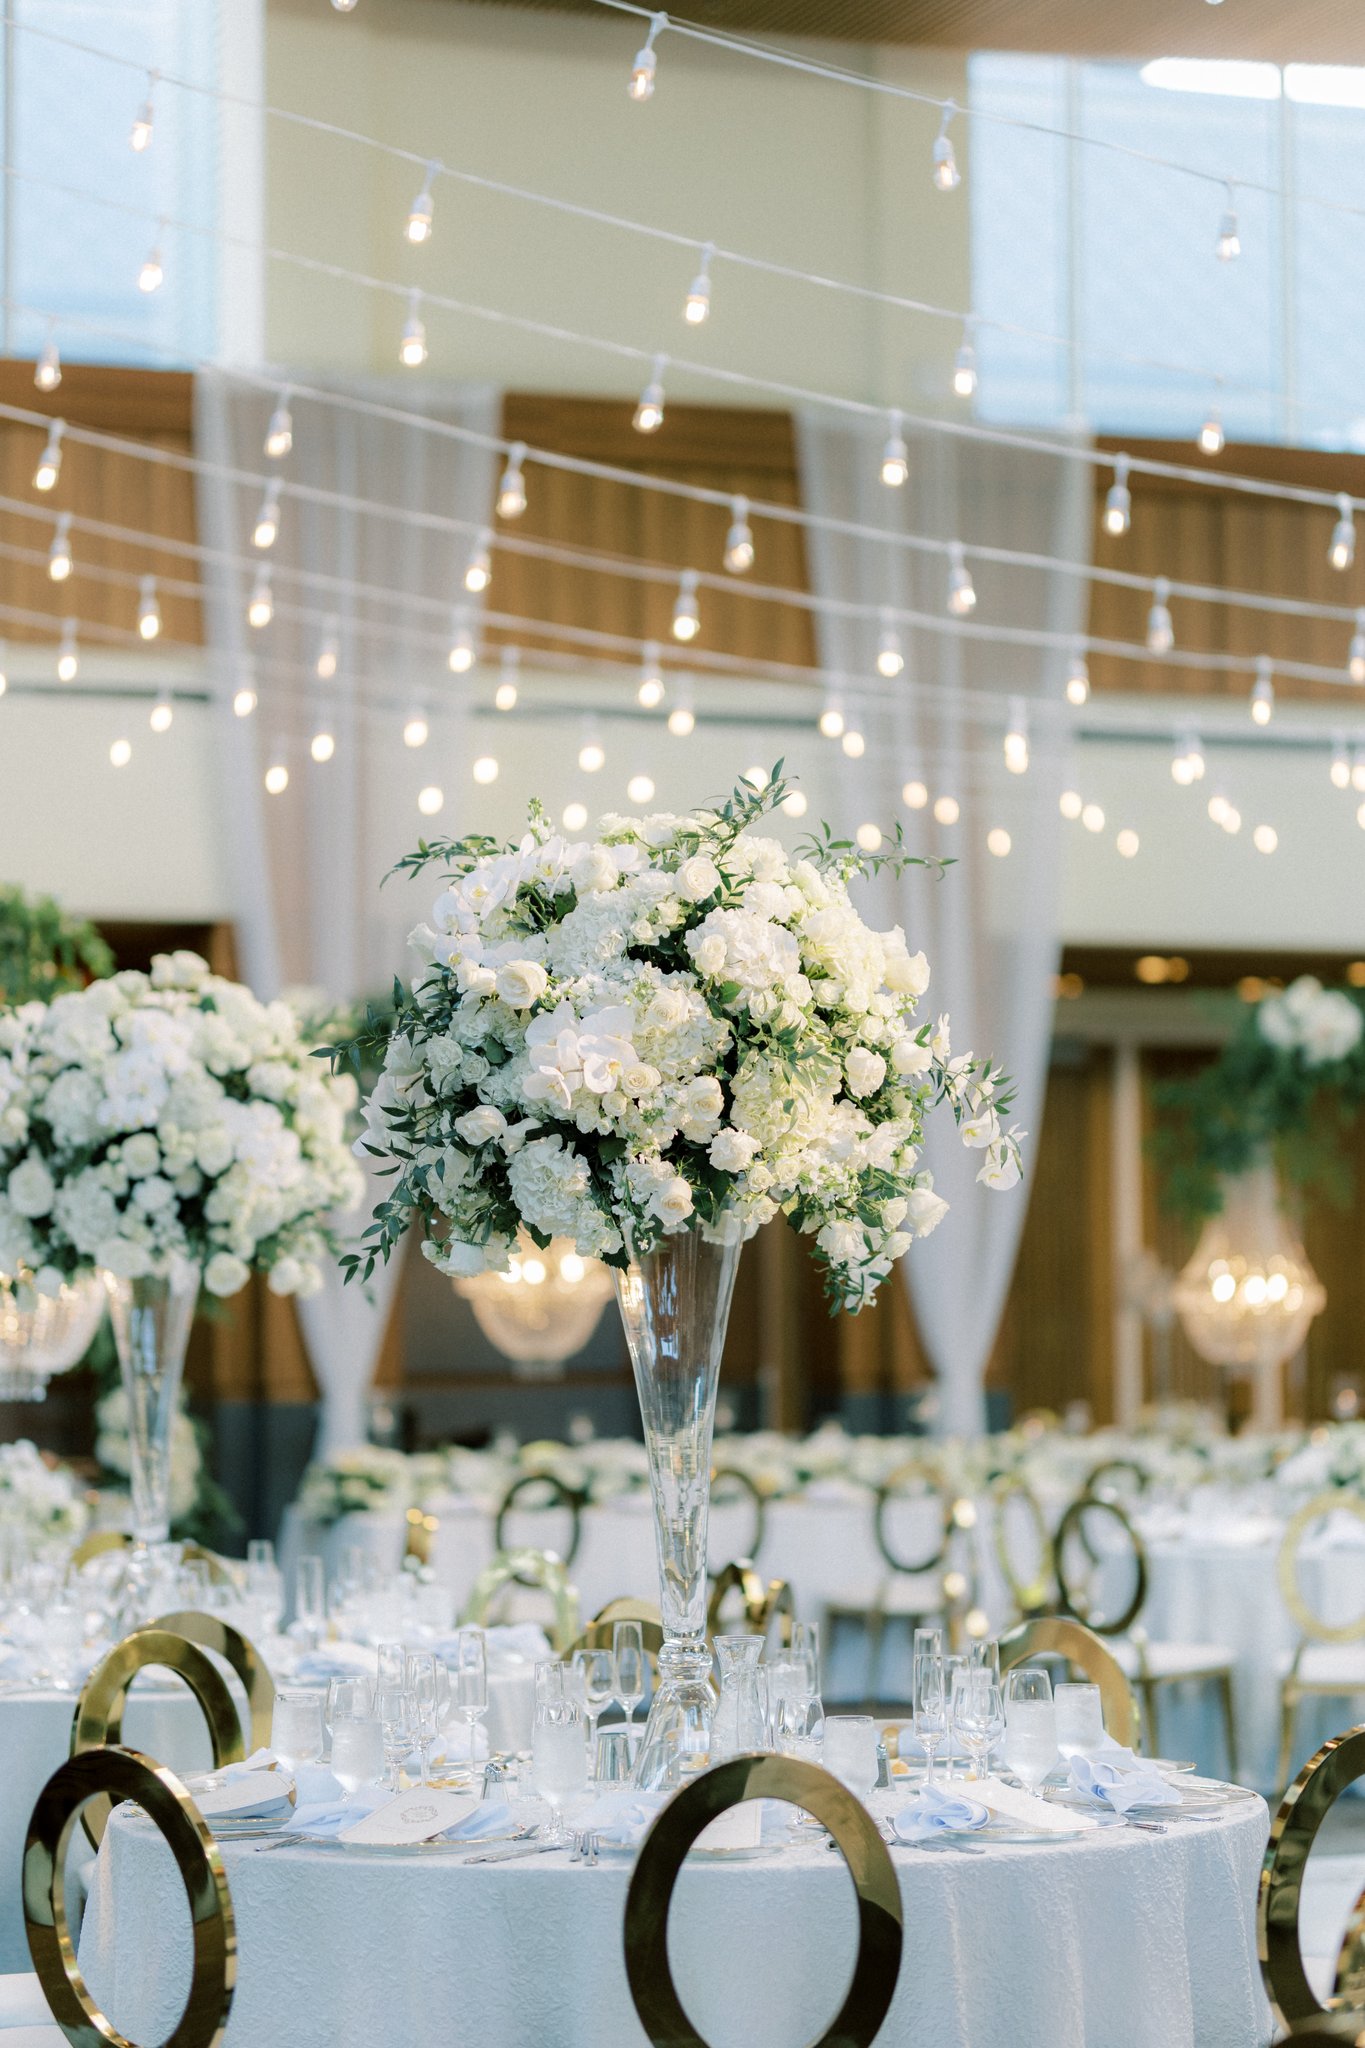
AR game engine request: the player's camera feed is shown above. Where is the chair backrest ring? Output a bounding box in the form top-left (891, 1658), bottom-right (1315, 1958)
top-left (998, 1615), bottom-right (1139, 1749)
top-left (991, 1476), bottom-right (1054, 1617)
top-left (1260, 1725), bottom-right (1365, 2029)
top-left (1277, 1495), bottom-right (1365, 1645)
top-left (873, 1458), bottom-right (952, 1575)
top-left (706, 1561), bottom-right (794, 1650)
top-left (72, 1629), bottom-right (244, 1849)
top-left (708, 1466), bottom-right (766, 1569)
top-left (152, 1611), bottom-right (275, 1755)
top-left (493, 1474), bottom-right (585, 1575)
top-left (1053, 1494), bottom-right (1148, 1638)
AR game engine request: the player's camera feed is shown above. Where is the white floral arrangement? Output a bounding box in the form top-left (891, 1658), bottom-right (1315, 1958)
top-left (94, 1385), bottom-right (202, 1524)
top-left (1259, 977), bottom-right (1364, 1067)
top-left (0, 1438), bottom-right (89, 1546)
top-left (338, 774), bottom-right (1024, 1313)
top-left (0, 950), bottom-right (364, 1300)
top-left (296, 1444), bottom-right (427, 1527)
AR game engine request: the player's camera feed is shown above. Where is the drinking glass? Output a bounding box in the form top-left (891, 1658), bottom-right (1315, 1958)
top-left (406, 1652), bottom-right (442, 1787)
top-left (791, 1620), bottom-right (821, 1696)
top-left (294, 1558), bottom-right (325, 1648)
top-left (822, 1715), bottom-right (878, 1802)
top-left (969, 1638), bottom-right (1001, 1685)
top-left (325, 1676), bottom-right (374, 1753)
top-left (377, 1683), bottom-right (414, 1791)
top-left (941, 1656), bottom-right (966, 1777)
top-left (913, 1648), bottom-right (946, 1785)
top-left (1003, 1668), bottom-right (1059, 1792)
top-left (532, 1699), bottom-right (587, 1845)
top-left (613, 1621), bottom-right (646, 1733)
top-left (952, 1668), bottom-right (1004, 1780)
top-left (449, 1628), bottom-right (488, 1773)
top-left (179, 1557), bottom-right (211, 1612)
top-left (376, 1641), bottom-right (407, 1693)
top-left (573, 1648), bottom-right (617, 1774)
top-left (247, 1539), bottom-right (275, 1570)
top-left (535, 1658), bottom-right (566, 1707)
top-left (245, 1557), bottom-right (284, 1641)
top-left (330, 1715), bottom-right (385, 1799)
top-left (271, 1688), bottom-right (324, 1772)
top-left (1054, 1682), bottom-right (1105, 1759)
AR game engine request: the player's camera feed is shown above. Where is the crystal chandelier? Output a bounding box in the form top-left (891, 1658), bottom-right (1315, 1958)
top-left (453, 1237), bottom-right (614, 1380)
top-left (0, 1273), bottom-right (106, 1401)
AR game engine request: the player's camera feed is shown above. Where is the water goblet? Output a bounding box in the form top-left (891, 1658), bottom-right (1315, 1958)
top-left (325, 1676), bottom-right (374, 1756)
top-left (822, 1715), bottom-right (878, 1802)
top-left (912, 1648), bottom-right (946, 1786)
top-left (612, 1621), bottom-right (646, 1735)
top-left (1054, 1682), bottom-right (1105, 1760)
top-left (1003, 1668), bottom-right (1059, 1793)
top-left (532, 1698), bottom-right (587, 1845)
top-left (271, 1688), bottom-right (325, 1773)
top-left (330, 1715), bottom-right (385, 1800)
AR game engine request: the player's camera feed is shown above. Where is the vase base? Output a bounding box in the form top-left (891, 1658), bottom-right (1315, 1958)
top-left (632, 1638), bottom-right (716, 1791)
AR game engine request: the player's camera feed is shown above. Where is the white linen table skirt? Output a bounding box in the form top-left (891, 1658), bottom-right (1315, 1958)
top-left (79, 1797), bottom-right (1271, 2048)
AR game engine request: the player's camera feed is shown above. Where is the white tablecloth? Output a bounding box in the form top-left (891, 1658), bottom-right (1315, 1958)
top-left (80, 1794), bottom-right (1271, 2048)
top-left (0, 1685), bottom-right (211, 1972)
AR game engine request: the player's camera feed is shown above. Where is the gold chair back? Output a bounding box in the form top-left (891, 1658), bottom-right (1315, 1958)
top-left (151, 1611), bottom-right (275, 1755)
top-left (568, 1613), bottom-right (665, 1669)
top-left (1083, 1457), bottom-right (1148, 1503)
top-left (624, 1755), bottom-right (902, 2048)
top-left (403, 1506), bottom-right (440, 1566)
top-left (991, 1476), bottom-right (1054, 1618)
top-left (872, 1457), bottom-right (954, 1574)
top-left (1278, 1496), bottom-right (1365, 1645)
top-left (69, 1530), bottom-right (132, 1574)
top-left (706, 1560), bottom-right (794, 1650)
top-left (493, 1473), bottom-right (585, 1575)
top-left (180, 1544), bottom-right (239, 1589)
top-left (998, 1616), bottom-right (1140, 1748)
top-left (709, 1465), bottom-right (767, 1564)
top-left (1052, 1493), bottom-right (1148, 1638)
top-left (72, 1629), bottom-right (245, 1848)
top-left (462, 1547), bottom-right (580, 1652)
top-left (591, 1595), bottom-right (662, 1632)
top-left (25, 1746), bottom-right (235, 2048)
top-left (1259, 1724), bottom-right (1365, 2030)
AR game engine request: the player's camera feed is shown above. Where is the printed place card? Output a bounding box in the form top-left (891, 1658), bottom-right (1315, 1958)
top-left (339, 1789), bottom-right (479, 1846)
top-left (695, 1802), bottom-right (763, 1851)
top-left (195, 1772), bottom-right (295, 1820)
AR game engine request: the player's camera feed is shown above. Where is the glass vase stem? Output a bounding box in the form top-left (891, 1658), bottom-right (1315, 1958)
top-left (100, 1260), bottom-right (199, 1546)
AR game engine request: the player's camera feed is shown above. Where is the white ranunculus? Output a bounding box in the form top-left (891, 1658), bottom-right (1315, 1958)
top-left (845, 1048), bottom-right (886, 1098)
top-left (495, 960), bottom-right (550, 1010)
top-left (8, 1158), bottom-right (54, 1219)
top-left (454, 1105), bottom-right (508, 1146)
top-left (676, 855), bottom-right (722, 903)
top-left (692, 933), bottom-right (727, 977)
top-left (204, 1250), bottom-right (250, 1297)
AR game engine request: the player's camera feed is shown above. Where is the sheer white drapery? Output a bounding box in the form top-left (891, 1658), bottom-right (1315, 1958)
top-left (797, 416), bottom-right (1090, 1438)
top-left (194, 372), bottom-right (500, 1454)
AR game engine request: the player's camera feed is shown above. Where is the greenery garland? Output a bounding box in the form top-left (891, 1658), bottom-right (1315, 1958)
top-left (0, 883), bottom-right (113, 1004)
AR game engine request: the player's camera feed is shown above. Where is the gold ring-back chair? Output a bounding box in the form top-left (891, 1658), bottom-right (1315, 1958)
top-left (991, 1475), bottom-right (1055, 1620)
top-left (706, 1561), bottom-right (794, 1652)
top-left (1275, 1495), bottom-right (1365, 1795)
top-left (998, 1616), bottom-right (1140, 1749)
top-left (1260, 1725), bottom-right (1365, 2031)
top-left (462, 1546), bottom-right (580, 1652)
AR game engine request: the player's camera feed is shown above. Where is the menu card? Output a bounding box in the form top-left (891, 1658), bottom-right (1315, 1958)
top-left (339, 1789), bottom-right (480, 1846)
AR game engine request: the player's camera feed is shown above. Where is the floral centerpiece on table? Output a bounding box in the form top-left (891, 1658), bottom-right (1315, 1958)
top-left (0, 1438), bottom-right (88, 1547)
top-left (295, 1444), bottom-right (432, 1528)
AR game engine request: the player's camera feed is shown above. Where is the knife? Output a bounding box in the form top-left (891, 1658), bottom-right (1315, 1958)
top-left (463, 1839), bottom-right (564, 1865)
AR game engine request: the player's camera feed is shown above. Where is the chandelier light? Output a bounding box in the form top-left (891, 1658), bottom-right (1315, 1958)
top-left (453, 1236), bottom-right (615, 1379)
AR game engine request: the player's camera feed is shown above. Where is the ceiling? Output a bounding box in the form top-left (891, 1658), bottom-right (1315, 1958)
top-left (457, 0), bottom-right (1365, 61)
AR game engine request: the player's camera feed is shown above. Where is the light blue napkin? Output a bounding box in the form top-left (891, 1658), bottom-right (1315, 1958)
top-left (892, 1784), bottom-right (990, 1841)
top-left (574, 1789), bottom-right (668, 1846)
top-left (1068, 1749), bottom-right (1181, 1815)
top-left (280, 1784), bottom-right (389, 1837)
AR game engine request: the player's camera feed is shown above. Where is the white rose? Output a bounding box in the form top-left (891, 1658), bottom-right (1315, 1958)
top-left (204, 1251), bottom-right (250, 1298)
top-left (817, 1218), bottom-right (865, 1264)
top-left (845, 1048), bottom-right (887, 1098)
top-left (693, 935), bottom-right (727, 976)
top-left (454, 1105), bottom-right (508, 1146)
top-left (676, 855), bottom-right (722, 903)
top-left (267, 1256), bottom-right (304, 1296)
top-left (682, 1076), bottom-right (724, 1126)
top-left (572, 847), bottom-right (618, 895)
top-left (906, 1186), bottom-right (949, 1236)
top-left (645, 989), bottom-right (690, 1030)
top-left (891, 1036), bottom-right (933, 1078)
top-left (495, 960), bottom-right (549, 1010)
top-left (650, 1176), bottom-right (695, 1227)
top-left (883, 941), bottom-right (930, 997)
top-left (709, 1127), bottom-right (761, 1174)
top-left (623, 1064), bottom-right (662, 1096)
top-left (196, 1129), bottom-right (234, 1178)
top-left (122, 1133), bottom-right (161, 1178)
top-left (432, 1236), bottom-right (489, 1277)
top-left (7, 1158), bottom-right (54, 1219)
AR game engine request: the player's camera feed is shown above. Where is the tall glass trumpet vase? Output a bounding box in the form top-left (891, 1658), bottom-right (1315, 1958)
top-left (100, 1258), bottom-right (199, 1547)
top-left (614, 1232), bottom-right (741, 1791)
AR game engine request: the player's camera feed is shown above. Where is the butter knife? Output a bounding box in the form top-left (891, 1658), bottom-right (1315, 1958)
top-left (463, 1839), bottom-right (564, 1865)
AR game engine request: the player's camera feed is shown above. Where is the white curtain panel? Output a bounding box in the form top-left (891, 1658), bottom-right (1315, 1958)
top-left (796, 416), bottom-right (1091, 1437)
top-left (194, 371), bottom-right (501, 1454)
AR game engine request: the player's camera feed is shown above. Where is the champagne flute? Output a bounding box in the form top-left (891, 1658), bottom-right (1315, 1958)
top-left (913, 1649), bottom-right (946, 1786)
top-left (1003, 1668), bottom-right (1059, 1793)
top-left (573, 1648), bottom-right (616, 1776)
top-left (953, 1668), bottom-right (1004, 1781)
top-left (449, 1627), bottom-right (488, 1777)
top-left (294, 1558), bottom-right (325, 1649)
top-left (613, 1621), bottom-right (646, 1735)
top-left (406, 1652), bottom-right (442, 1788)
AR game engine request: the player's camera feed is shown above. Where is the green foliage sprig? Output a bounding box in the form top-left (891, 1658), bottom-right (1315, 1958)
top-left (0, 885), bottom-right (113, 1005)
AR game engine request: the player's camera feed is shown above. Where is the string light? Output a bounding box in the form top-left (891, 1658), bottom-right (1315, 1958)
top-left (880, 410), bottom-right (909, 488)
top-left (1116, 829), bottom-right (1140, 858)
top-left (403, 705), bottom-right (430, 748)
top-left (856, 822), bottom-right (883, 852)
top-left (876, 618), bottom-right (904, 678)
top-left (952, 321), bottom-right (977, 398)
top-left (633, 355), bottom-right (667, 434)
top-left (310, 725), bottom-right (335, 763)
top-left (33, 421), bottom-right (64, 492)
top-left (637, 642), bottom-right (664, 708)
top-left (1066, 648), bottom-right (1090, 705)
top-left (1216, 183), bottom-right (1241, 261)
top-left (405, 163), bottom-right (437, 245)
top-left (56, 621), bottom-right (77, 683)
top-left (933, 794), bottom-right (960, 824)
top-left (671, 569), bottom-right (700, 641)
top-left (1147, 576), bottom-right (1174, 655)
top-left (399, 292), bottom-right (428, 368)
top-left (130, 72), bottom-right (155, 152)
top-left (1171, 730), bottom-right (1205, 783)
top-left (495, 646), bottom-right (519, 711)
top-left (1350, 610), bottom-right (1365, 683)
top-left (1198, 400), bottom-right (1225, 457)
top-left (684, 243), bottom-right (713, 325)
top-left (781, 789), bottom-right (808, 818)
top-left (47, 513), bottom-right (72, 582)
top-left (0, 646), bottom-right (8, 697)
top-left (842, 727), bottom-right (866, 758)
top-left (34, 330), bottom-right (60, 394)
top-left (315, 622), bottom-right (340, 679)
top-left (1059, 790), bottom-right (1083, 820)
top-left (1330, 493), bottom-right (1357, 571)
top-left (987, 827), bottom-right (1011, 857)
top-left (667, 682), bottom-right (696, 736)
top-left (1250, 654), bottom-right (1274, 725)
top-left (578, 732), bottom-right (606, 773)
top-left (1222, 804), bottom-right (1242, 834)
top-left (264, 390), bottom-right (293, 460)
top-left (1207, 791), bottom-right (1230, 824)
top-left (1003, 698), bottom-right (1029, 774)
top-left (722, 494), bottom-right (754, 574)
top-left (247, 565), bottom-right (273, 628)
top-left (1104, 457), bottom-right (1132, 537)
top-left (418, 785), bottom-right (444, 816)
top-left (109, 737), bottom-right (131, 768)
top-left (252, 477), bottom-right (282, 549)
top-left (138, 235), bottom-right (164, 295)
top-left (448, 610), bottom-right (475, 671)
top-left (472, 753), bottom-right (499, 784)
top-left (496, 442), bottom-right (528, 520)
top-left (137, 574), bottom-right (161, 640)
top-left (1081, 803), bottom-right (1105, 833)
top-left (818, 692), bottom-right (845, 739)
top-left (902, 779), bottom-right (928, 809)
top-left (627, 771), bottom-right (656, 805)
top-left (1331, 740), bottom-right (1351, 790)
top-left (232, 680), bottom-right (257, 717)
top-left (1253, 823), bottom-right (1278, 852)
top-left (628, 13), bottom-right (667, 101)
top-left (947, 541), bottom-right (976, 616)
top-left (264, 747), bottom-right (289, 796)
top-left (149, 691), bottom-right (172, 733)
top-left (1353, 746), bottom-right (1365, 793)
top-left (932, 104), bottom-right (961, 191)
top-left (563, 801), bottom-right (589, 831)
top-left (464, 530), bottom-right (492, 593)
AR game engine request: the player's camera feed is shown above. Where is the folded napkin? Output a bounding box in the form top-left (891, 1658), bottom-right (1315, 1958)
top-left (573, 1789), bottom-right (667, 1847)
top-left (892, 1784), bottom-right (989, 1842)
top-left (194, 1772), bottom-right (296, 1824)
top-left (974, 1776), bottom-right (1100, 1833)
top-left (281, 1784), bottom-right (389, 1837)
top-left (406, 1725), bottom-right (490, 1773)
top-left (1068, 1749), bottom-right (1181, 1816)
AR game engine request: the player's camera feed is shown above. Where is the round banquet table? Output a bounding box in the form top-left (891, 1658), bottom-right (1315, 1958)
top-left (0, 1684), bottom-right (211, 1972)
top-left (79, 1792), bottom-right (1272, 2048)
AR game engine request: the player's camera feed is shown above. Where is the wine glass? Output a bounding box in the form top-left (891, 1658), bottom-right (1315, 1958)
top-left (330, 1714), bottom-right (385, 1799)
top-left (324, 1676), bottom-right (374, 1757)
top-left (406, 1652), bottom-right (442, 1787)
top-left (377, 1683), bottom-right (414, 1791)
top-left (952, 1668), bottom-right (1004, 1781)
top-left (613, 1621), bottom-right (646, 1735)
top-left (1054, 1682), bottom-right (1105, 1760)
top-left (448, 1628), bottom-right (488, 1776)
top-left (532, 1697), bottom-right (587, 1845)
top-left (913, 1647), bottom-right (946, 1786)
top-left (573, 1648), bottom-right (616, 1776)
top-left (822, 1715), bottom-right (878, 1802)
top-left (271, 1688), bottom-right (324, 1773)
top-left (1003, 1668), bottom-right (1059, 1793)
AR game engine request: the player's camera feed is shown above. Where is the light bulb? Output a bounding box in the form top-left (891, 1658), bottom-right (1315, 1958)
top-left (987, 827), bottom-right (1011, 857)
top-left (232, 683), bottom-right (257, 718)
top-left (932, 107), bottom-right (960, 191)
top-left (496, 443), bottom-right (528, 520)
top-left (130, 94), bottom-right (154, 153)
top-left (563, 801), bottom-right (589, 831)
top-left (627, 772), bottom-right (656, 805)
top-left (264, 392), bottom-right (293, 460)
top-left (856, 822), bottom-right (883, 852)
top-left (743, 769), bottom-right (767, 796)
top-left (634, 355), bottom-right (667, 434)
top-left (448, 614), bottom-right (475, 671)
top-left (34, 335), bottom-right (61, 394)
top-left (1354, 749), bottom-right (1365, 793)
top-left (315, 627), bottom-right (340, 680)
top-left (1116, 829), bottom-right (1140, 858)
top-left (464, 532), bottom-right (492, 593)
top-left (952, 329), bottom-right (978, 398)
top-left (1223, 806), bottom-right (1242, 834)
top-left (1351, 611), bottom-right (1365, 683)
top-left (137, 576), bottom-right (161, 640)
top-left (57, 622), bottom-right (78, 683)
top-left (842, 728), bottom-right (866, 759)
top-left (47, 514), bottom-right (72, 582)
top-left (1216, 188), bottom-right (1241, 261)
top-left (877, 623), bottom-right (904, 678)
top-left (253, 479), bottom-right (282, 549)
top-left (403, 710), bottom-right (429, 749)
top-left (494, 647), bottom-right (519, 711)
top-left (247, 567), bottom-right (273, 628)
top-left (1198, 409), bottom-right (1225, 456)
top-left (1253, 823), bottom-right (1278, 853)
top-left (578, 738), bottom-right (606, 773)
top-left (1250, 656), bottom-right (1274, 725)
top-left (109, 738), bottom-right (132, 768)
top-left (264, 760), bottom-right (289, 795)
top-left (947, 541), bottom-right (976, 616)
top-left (723, 496), bottom-right (754, 574)
top-left (138, 244), bottom-right (163, 294)
top-left (399, 292), bottom-right (427, 367)
top-left (902, 779), bottom-right (928, 809)
top-left (637, 643), bottom-right (664, 708)
top-left (880, 410), bottom-right (909, 488)
top-left (628, 15), bottom-right (665, 100)
top-left (1172, 751), bottom-right (1194, 787)
top-left (1003, 700), bottom-right (1028, 774)
top-left (1147, 577), bottom-right (1174, 655)
top-left (472, 754), bottom-right (499, 784)
top-left (818, 702), bottom-right (845, 740)
top-left (310, 729), bottom-right (335, 763)
top-left (493, 680), bottom-right (518, 712)
top-left (671, 570), bottom-right (700, 642)
top-left (1208, 792), bottom-right (1230, 824)
top-left (1330, 494), bottom-right (1356, 571)
top-left (1331, 743), bottom-right (1351, 790)
top-left (1066, 650), bottom-right (1090, 705)
top-left (684, 244), bottom-right (713, 325)
top-left (1103, 457), bottom-right (1131, 537)
top-left (0, 651), bottom-right (7, 697)
top-left (149, 693), bottom-right (173, 733)
top-left (667, 704), bottom-right (695, 737)
top-left (406, 171), bottom-right (436, 245)
top-left (1081, 802), bottom-right (1105, 833)
top-left (418, 784), bottom-right (444, 816)
top-left (1059, 790), bottom-right (1083, 820)
top-left (781, 789), bottom-right (808, 817)
top-left (934, 794), bottom-right (960, 825)
top-left (33, 422), bottom-right (63, 492)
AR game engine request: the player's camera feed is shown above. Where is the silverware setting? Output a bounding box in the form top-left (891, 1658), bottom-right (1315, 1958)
top-left (570, 1830), bottom-right (601, 1867)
